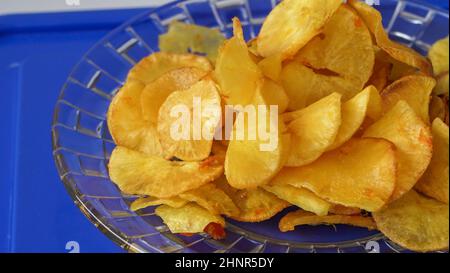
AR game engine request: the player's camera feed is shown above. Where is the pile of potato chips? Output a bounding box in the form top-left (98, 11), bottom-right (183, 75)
top-left (107, 0), bottom-right (449, 252)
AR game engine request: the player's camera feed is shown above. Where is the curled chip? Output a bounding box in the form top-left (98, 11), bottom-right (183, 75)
top-left (258, 54), bottom-right (283, 82)
top-left (349, 0), bottom-right (432, 76)
top-left (279, 210), bottom-right (377, 232)
top-left (215, 18), bottom-right (262, 105)
top-left (327, 86), bottom-right (382, 151)
top-left (263, 184), bottom-right (331, 216)
top-left (272, 138), bottom-right (396, 212)
top-left (367, 48), bottom-right (393, 91)
top-left (157, 79), bottom-right (222, 161)
top-left (381, 75), bottom-right (436, 123)
top-left (156, 203), bottom-right (225, 235)
top-left (108, 146), bottom-right (224, 198)
top-left (179, 183), bottom-right (240, 217)
top-left (373, 190), bottom-right (449, 252)
top-left (257, 0), bottom-right (341, 58)
top-left (215, 178), bottom-right (290, 222)
top-left (429, 96), bottom-right (447, 122)
top-left (294, 5), bottom-right (374, 93)
top-left (435, 73), bottom-right (449, 96)
top-left (159, 21), bottom-right (225, 63)
top-left (415, 118), bottom-right (449, 204)
top-left (428, 36), bottom-right (449, 76)
top-left (141, 67), bottom-right (208, 124)
top-left (284, 93), bottom-right (342, 167)
top-left (131, 196), bottom-right (188, 211)
top-left (127, 52), bottom-right (212, 84)
top-left (363, 101), bottom-right (433, 201)
top-left (107, 81), bottom-right (163, 156)
top-left (329, 205), bottom-right (362, 216)
top-left (225, 108), bottom-right (291, 189)
top-left (251, 78), bottom-right (289, 114)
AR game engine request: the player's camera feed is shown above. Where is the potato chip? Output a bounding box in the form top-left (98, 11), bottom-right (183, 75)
top-left (127, 52), bottom-right (212, 84)
top-left (327, 86), bottom-right (382, 151)
top-left (159, 21), bottom-right (226, 63)
top-left (415, 118), bottom-right (449, 204)
top-left (381, 75), bottom-right (436, 123)
top-left (258, 54), bottom-right (283, 82)
top-left (349, 0), bottom-right (432, 75)
top-left (257, 0), bottom-right (341, 58)
top-left (367, 49), bottom-right (393, 91)
top-left (429, 96), bottom-right (447, 122)
top-left (107, 81), bottom-right (163, 156)
top-left (215, 178), bottom-right (289, 222)
top-left (373, 190), bottom-right (449, 252)
top-left (279, 210), bottom-right (377, 232)
top-left (329, 205), bottom-right (362, 216)
top-left (141, 67), bottom-right (207, 124)
top-left (215, 18), bottom-right (262, 105)
top-left (157, 79), bottom-right (222, 161)
top-left (363, 101), bottom-right (433, 201)
top-left (389, 59), bottom-right (419, 82)
top-left (272, 138), bottom-right (396, 212)
top-left (294, 5), bottom-right (374, 92)
top-left (435, 73), bottom-right (449, 96)
top-left (428, 36), bottom-right (449, 76)
top-left (251, 79), bottom-right (289, 114)
top-left (263, 184), bottom-right (331, 216)
top-left (108, 146), bottom-right (224, 198)
top-left (156, 203), bottom-right (225, 234)
top-left (284, 93), bottom-right (342, 167)
top-left (225, 108), bottom-right (291, 189)
top-left (131, 196), bottom-right (188, 211)
top-left (179, 183), bottom-right (240, 217)
top-left (280, 61), bottom-right (360, 110)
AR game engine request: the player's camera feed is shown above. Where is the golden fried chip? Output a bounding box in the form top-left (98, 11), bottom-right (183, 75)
top-left (415, 118), bottom-right (449, 204)
top-left (179, 183), bottom-right (240, 217)
top-left (363, 101), bottom-right (433, 201)
top-left (435, 73), bottom-right (449, 96)
top-left (428, 36), bottom-right (449, 76)
top-left (107, 81), bottom-right (163, 156)
top-left (258, 54), bottom-right (283, 82)
top-left (131, 196), bottom-right (188, 211)
top-left (263, 184), bottom-right (331, 216)
top-left (329, 205), bottom-right (362, 216)
top-left (215, 178), bottom-right (289, 222)
top-left (159, 21), bottom-right (226, 63)
top-left (367, 49), bottom-right (393, 91)
top-left (294, 5), bottom-right (374, 92)
top-left (284, 93), bottom-right (342, 167)
top-left (157, 79), bottom-right (222, 161)
top-left (251, 79), bottom-right (289, 114)
top-left (349, 0), bottom-right (432, 75)
top-left (108, 146), bottom-right (224, 198)
top-left (373, 190), bottom-right (449, 252)
top-left (429, 96), bottom-right (447, 122)
top-left (279, 210), bottom-right (377, 232)
top-left (140, 67), bottom-right (207, 124)
top-left (257, 0), bottom-right (341, 58)
top-left (381, 75), bottom-right (436, 123)
top-left (156, 203), bottom-right (225, 234)
top-left (127, 52), bottom-right (212, 84)
top-left (272, 138), bottom-right (396, 212)
top-left (215, 18), bottom-right (262, 105)
top-left (327, 86), bottom-right (382, 151)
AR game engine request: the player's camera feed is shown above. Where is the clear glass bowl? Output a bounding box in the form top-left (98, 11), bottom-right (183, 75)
top-left (52, 0), bottom-right (449, 253)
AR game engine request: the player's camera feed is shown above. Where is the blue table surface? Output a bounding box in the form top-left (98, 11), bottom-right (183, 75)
top-left (0, 0), bottom-right (448, 253)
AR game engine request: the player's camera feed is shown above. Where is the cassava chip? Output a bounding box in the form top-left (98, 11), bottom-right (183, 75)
top-left (415, 118), bottom-right (449, 204)
top-left (215, 178), bottom-right (289, 222)
top-left (263, 184), bottom-right (331, 216)
top-left (131, 196), bottom-right (188, 211)
top-left (157, 79), bottom-right (222, 161)
top-left (373, 190), bottom-right (449, 252)
top-left (329, 205), bottom-right (362, 216)
top-left (251, 78), bottom-right (289, 114)
top-left (141, 67), bottom-right (207, 124)
top-left (179, 183), bottom-right (240, 217)
top-left (258, 54), bottom-right (283, 82)
top-left (428, 36), bottom-right (449, 76)
top-left (127, 52), bottom-right (212, 84)
top-left (108, 146), bottom-right (224, 198)
top-left (279, 210), bottom-right (377, 232)
top-left (349, 0), bottom-right (432, 75)
top-left (257, 0), bottom-right (341, 58)
top-left (435, 73), bottom-right (449, 96)
top-left (367, 49), bottom-right (393, 91)
top-left (294, 5), bottom-right (374, 92)
top-left (159, 21), bottom-right (225, 63)
top-left (381, 75), bottom-right (436, 123)
top-left (107, 81), bottom-right (163, 156)
top-left (271, 138), bottom-right (396, 212)
top-left (363, 101), bottom-right (433, 201)
top-left (429, 96), bottom-right (447, 122)
top-left (284, 93), bottom-right (342, 167)
top-left (156, 203), bottom-right (225, 234)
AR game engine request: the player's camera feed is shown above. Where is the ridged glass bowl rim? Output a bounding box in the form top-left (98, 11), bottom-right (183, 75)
top-left (52, 0), bottom-right (449, 253)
